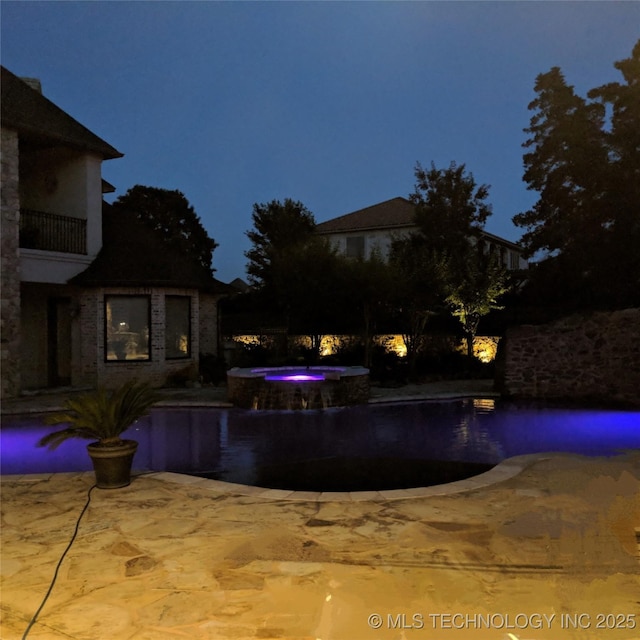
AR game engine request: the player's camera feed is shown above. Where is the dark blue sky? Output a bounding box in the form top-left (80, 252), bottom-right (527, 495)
top-left (2, 1), bottom-right (638, 282)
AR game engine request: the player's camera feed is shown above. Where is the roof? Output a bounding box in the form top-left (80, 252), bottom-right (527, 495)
top-left (1, 66), bottom-right (123, 160)
top-left (477, 229), bottom-right (523, 251)
top-left (101, 179), bottom-right (116, 194)
top-left (70, 204), bottom-right (232, 294)
top-left (315, 197), bottom-right (416, 234)
top-left (316, 195), bottom-right (523, 250)
top-left (229, 278), bottom-right (251, 293)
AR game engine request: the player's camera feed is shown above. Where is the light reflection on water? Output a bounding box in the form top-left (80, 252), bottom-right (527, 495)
top-left (264, 373), bottom-right (325, 382)
top-left (2, 399), bottom-right (639, 479)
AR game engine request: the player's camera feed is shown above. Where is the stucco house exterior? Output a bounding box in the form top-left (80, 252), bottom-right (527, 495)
top-left (1, 66), bottom-right (227, 398)
top-left (315, 196), bottom-right (528, 271)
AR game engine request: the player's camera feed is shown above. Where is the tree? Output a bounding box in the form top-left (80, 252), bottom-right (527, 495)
top-left (513, 40), bottom-right (640, 311)
top-left (244, 199), bottom-right (341, 355)
top-left (389, 233), bottom-right (447, 378)
top-left (588, 39), bottom-right (640, 224)
top-left (245, 199), bottom-right (316, 288)
top-left (111, 185), bottom-right (218, 276)
top-left (341, 251), bottom-right (396, 368)
top-left (411, 161), bottom-right (492, 254)
top-left (445, 245), bottom-right (509, 359)
top-left (394, 162), bottom-right (508, 371)
top-left (513, 68), bottom-right (608, 261)
top-left (275, 235), bottom-right (343, 358)
top-left (587, 40), bottom-right (640, 306)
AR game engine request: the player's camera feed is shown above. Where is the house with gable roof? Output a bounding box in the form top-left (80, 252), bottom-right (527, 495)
top-left (1, 66), bottom-right (229, 398)
top-left (315, 196), bottom-right (528, 270)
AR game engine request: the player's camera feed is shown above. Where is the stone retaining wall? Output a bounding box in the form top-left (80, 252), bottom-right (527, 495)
top-left (227, 367), bottom-right (370, 409)
top-left (499, 308), bottom-right (640, 406)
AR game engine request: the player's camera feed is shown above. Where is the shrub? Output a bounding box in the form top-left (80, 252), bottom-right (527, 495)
top-left (199, 353), bottom-right (228, 385)
top-left (165, 364), bottom-right (198, 387)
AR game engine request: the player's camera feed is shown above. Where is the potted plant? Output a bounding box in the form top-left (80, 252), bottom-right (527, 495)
top-left (38, 380), bottom-right (158, 489)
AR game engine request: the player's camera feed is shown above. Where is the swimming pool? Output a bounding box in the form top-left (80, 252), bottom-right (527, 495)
top-left (2, 399), bottom-right (639, 491)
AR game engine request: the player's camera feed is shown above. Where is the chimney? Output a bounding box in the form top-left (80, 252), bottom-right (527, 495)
top-left (21, 77), bottom-right (42, 94)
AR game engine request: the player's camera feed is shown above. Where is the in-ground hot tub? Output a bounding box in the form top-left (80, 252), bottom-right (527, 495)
top-left (227, 366), bottom-right (370, 409)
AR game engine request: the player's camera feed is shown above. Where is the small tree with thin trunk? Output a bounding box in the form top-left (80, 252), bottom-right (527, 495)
top-left (445, 244), bottom-right (509, 359)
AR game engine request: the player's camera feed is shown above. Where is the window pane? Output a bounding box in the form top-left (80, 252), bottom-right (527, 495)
top-left (346, 236), bottom-right (365, 259)
top-left (105, 297), bottom-right (150, 361)
top-left (165, 296), bottom-right (191, 359)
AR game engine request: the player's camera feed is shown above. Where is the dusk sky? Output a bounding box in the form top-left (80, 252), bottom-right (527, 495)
top-left (2, 1), bottom-right (638, 283)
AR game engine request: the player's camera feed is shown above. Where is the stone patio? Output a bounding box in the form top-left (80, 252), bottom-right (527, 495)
top-left (2, 381), bottom-right (639, 639)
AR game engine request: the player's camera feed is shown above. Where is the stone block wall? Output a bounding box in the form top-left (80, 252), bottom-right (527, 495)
top-left (499, 308), bottom-right (640, 406)
top-left (227, 367), bottom-right (370, 409)
top-left (1, 128), bottom-right (21, 399)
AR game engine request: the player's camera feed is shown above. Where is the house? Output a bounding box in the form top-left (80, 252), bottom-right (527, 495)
top-left (0, 67), bottom-right (228, 398)
top-left (315, 196), bottom-right (528, 270)
top-left (229, 277), bottom-right (251, 293)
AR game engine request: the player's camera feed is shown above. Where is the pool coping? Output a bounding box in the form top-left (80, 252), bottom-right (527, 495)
top-left (0, 388), bottom-right (500, 415)
top-left (143, 452), bottom-right (550, 501)
top-left (0, 452), bottom-right (553, 502)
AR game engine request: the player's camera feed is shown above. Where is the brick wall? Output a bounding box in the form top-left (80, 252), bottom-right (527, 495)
top-left (199, 293), bottom-right (220, 355)
top-left (78, 289), bottom-right (100, 386)
top-left (1, 128), bottom-right (21, 399)
top-left (78, 286), bottom-right (207, 388)
top-left (499, 308), bottom-right (640, 406)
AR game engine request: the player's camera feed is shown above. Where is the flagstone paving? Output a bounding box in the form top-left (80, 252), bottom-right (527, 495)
top-left (2, 381), bottom-right (639, 639)
top-left (2, 452), bottom-right (639, 640)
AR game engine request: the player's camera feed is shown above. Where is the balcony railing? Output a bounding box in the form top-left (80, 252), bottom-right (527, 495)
top-left (19, 209), bottom-right (87, 255)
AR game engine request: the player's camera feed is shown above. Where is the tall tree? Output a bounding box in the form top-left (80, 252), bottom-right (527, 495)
top-left (275, 235), bottom-right (342, 357)
top-left (112, 185), bottom-right (218, 276)
top-left (341, 251), bottom-right (396, 368)
top-left (513, 68), bottom-right (608, 261)
top-left (588, 39), bottom-right (640, 220)
top-left (389, 233), bottom-right (447, 378)
top-left (245, 199), bottom-right (316, 288)
top-left (514, 40), bottom-right (640, 311)
top-left (587, 40), bottom-right (640, 305)
top-left (395, 162), bottom-right (508, 370)
top-left (411, 161), bottom-right (492, 254)
top-left (244, 199), bottom-right (342, 351)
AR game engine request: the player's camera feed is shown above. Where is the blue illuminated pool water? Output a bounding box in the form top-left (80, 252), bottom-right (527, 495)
top-left (2, 399), bottom-right (639, 490)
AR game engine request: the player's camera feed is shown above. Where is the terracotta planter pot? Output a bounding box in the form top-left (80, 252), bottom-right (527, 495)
top-left (87, 439), bottom-right (138, 489)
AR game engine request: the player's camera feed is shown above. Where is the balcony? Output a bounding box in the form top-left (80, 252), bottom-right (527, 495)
top-left (19, 209), bottom-right (87, 255)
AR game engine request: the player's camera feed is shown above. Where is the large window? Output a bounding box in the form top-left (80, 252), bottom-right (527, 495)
top-left (105, 296), bottom-right (150, 361)
top-left (346, 236), bottom-right (365, 259)
top-left (165, 296), bottom-right (191, 359)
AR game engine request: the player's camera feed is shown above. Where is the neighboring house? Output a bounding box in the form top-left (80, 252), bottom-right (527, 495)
top-left (229, 277), bottom-right (251, 294)
top-left (0, 67), bottom-right (228, 398)
top-left (315, 196), bottom-right (528, 271)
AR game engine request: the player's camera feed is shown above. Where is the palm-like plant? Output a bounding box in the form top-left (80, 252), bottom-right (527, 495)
top-left (39, 380), bottom-right (158, 449)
